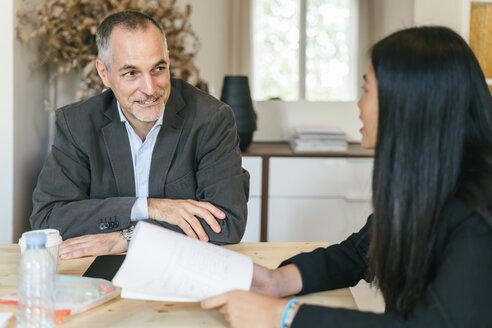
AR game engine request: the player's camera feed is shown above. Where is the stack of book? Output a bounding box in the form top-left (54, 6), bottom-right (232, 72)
top-left (289, 126), bottom-right (348, 152)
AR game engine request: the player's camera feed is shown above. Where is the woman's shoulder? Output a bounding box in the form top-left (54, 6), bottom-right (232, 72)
top-left (440, 199), bottom-right (492, 239)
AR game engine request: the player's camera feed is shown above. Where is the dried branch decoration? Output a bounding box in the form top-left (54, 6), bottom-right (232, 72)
top-left (17, 0), bottom-right (207, 101)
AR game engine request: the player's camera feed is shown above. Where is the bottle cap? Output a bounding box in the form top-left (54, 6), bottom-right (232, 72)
top-left (25, 232), bottom-right (47, 248)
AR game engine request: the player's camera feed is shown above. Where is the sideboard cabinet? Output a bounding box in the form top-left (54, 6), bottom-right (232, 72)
top-left (241, 143), bottom-right (374, 243)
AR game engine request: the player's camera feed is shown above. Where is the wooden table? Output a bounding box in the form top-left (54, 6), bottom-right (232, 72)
top-left (0, 243), bottom-right (357, 327)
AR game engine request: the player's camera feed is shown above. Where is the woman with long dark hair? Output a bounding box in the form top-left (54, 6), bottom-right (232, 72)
top-left (201, 26), bottom-right (492, 327)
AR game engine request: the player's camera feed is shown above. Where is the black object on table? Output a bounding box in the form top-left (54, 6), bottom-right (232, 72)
top-left (82, 255), bottom-right (126, 281)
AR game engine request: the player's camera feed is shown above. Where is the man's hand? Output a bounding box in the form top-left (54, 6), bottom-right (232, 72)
top-left (59, 232), bottom-right (128, 259)
top-left (147, 198), bottom-right (226, 242)
top-left (201, 290), bottom-right (291, 328)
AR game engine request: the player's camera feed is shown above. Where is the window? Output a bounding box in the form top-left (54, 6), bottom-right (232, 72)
top-left (252, 0), bottom-right (358, 101)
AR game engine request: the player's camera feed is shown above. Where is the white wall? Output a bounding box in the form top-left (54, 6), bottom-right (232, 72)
top-left (0, 0), bottom-right (50, 243)
top-left (414, 0), bottom-right (471, 39)
top-left (254, 101), bottom-right (362, 142)
top-left (371, 0), bottom-right (415, 41)
top-left (0, 0), bottom-right (14, 243)
top-left (176, 0), bottom-right (230, 97)
top-left (13, 0), bottom-right (50, 242)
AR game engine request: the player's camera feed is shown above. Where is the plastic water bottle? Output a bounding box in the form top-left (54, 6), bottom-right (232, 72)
top-left (17, 232), bottom-right (55, 328)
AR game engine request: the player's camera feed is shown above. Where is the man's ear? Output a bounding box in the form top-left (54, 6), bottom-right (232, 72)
top-left (96, 59), bottom-right (110, 88)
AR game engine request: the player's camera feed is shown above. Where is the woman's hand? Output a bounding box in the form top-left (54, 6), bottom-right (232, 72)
top-left (201, 290), bottom-right (289, 328)
top-left (250, 263), bottom-right (282, 297)
top-left (201, 264), bottom-right (303, 327)
top-left (252, 263), bottom-right (303, 297)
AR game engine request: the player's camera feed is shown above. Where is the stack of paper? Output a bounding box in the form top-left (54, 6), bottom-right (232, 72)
top-left (290, 126), bottom-right (348, 152)
top-left (112, 221), bottom-right (253, 302)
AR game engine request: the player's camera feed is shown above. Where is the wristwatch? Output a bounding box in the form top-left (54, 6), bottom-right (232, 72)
top-left (120, 225), bottom-right (135, 242)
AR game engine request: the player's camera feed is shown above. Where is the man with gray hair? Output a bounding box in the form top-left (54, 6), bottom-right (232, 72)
top-left (30, 10), bottom-right (249, 259)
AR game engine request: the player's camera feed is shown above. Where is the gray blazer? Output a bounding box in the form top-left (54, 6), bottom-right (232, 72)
top-left (30, 79), bottom-right (249, 244)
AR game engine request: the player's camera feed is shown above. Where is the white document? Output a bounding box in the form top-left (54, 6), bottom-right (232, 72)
top-left (112, 221), bottom-right (253, 302)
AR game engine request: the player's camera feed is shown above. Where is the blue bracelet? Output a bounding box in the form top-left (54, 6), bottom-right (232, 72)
top-left (280, 298), bottom-right (299, 328)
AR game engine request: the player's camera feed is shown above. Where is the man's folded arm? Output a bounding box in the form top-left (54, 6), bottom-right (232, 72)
top-left (192, 104), bottom-right (250, 245)
top-left (30, 195), bottom-right (135, 239)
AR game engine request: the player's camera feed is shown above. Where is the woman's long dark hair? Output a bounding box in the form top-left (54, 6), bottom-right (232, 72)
top-left (367, 26), bottom-right (492, 318)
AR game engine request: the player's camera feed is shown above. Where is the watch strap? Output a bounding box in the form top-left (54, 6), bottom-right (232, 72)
top-left (120, 225), bottom-right (135, 241)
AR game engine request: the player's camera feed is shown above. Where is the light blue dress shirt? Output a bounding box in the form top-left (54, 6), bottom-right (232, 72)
top-left (117, 102), bottom-right (164, 221)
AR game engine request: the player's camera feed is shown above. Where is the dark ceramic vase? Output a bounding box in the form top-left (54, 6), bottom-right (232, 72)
top-left (220, 76), bottom-right (257, 151)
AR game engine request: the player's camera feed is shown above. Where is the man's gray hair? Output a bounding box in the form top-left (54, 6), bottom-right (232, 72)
top-left (96, 10), bottom-right (168, 69)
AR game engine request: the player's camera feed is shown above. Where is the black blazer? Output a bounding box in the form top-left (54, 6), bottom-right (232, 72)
top-left (283, 200), bottom-right (492, 327)
top-left (30, 79), bottom-right (249, 243)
